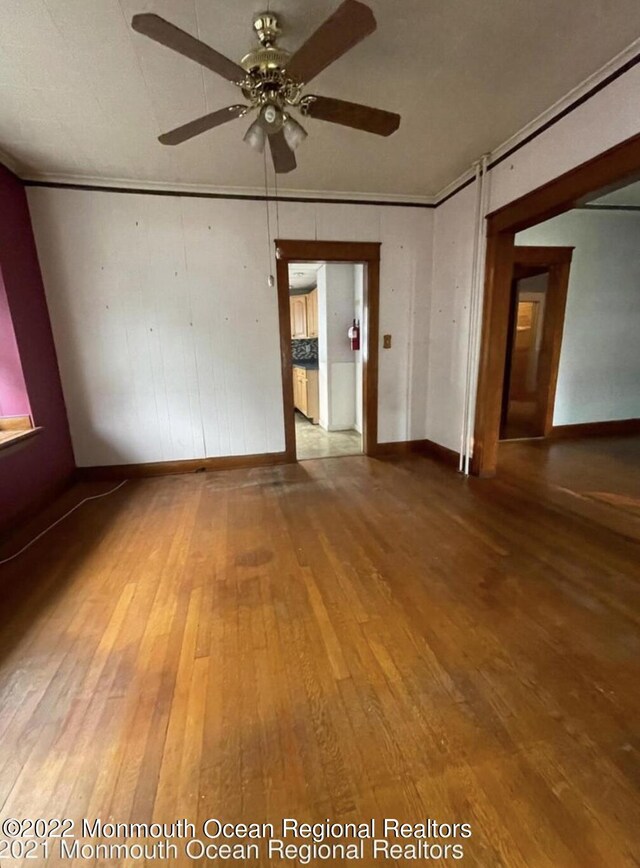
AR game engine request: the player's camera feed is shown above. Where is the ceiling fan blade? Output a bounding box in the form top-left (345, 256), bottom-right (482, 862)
top-left (302, 95), bottom-right (400, 136)
top-left (286, 0), bottom-right (376, 84)
top-left (159, 105), bottom-right (247, 145)
top-left (268, 130), bottom-right (297, 174)
top-left (131, 13), bottom-right (245, 83)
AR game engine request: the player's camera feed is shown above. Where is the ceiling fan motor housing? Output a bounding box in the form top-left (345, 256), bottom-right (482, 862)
top-left (240, 12), bottom-right (304, 112)
top-left (240, 45), bottom-right (290, 74)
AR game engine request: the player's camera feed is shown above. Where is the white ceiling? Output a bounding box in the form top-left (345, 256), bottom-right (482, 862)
top-left (1, 0), bottom-right (640, 197)
top-left (589, 180), bottom-right (640, 207)
top-left (288, 262), bottom-right (321, 291)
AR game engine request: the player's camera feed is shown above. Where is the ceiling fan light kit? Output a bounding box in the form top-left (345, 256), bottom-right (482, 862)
top-left (283, 115), bottom-right (308, 151)
top-left (242, 116), bottom-right (267, 153)
top-left (131, 0), bottom-right (401, 174)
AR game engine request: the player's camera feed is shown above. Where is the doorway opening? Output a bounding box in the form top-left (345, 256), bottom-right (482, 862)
top-left (473, 131), bottom-right (640, 477)
top-left (288, 261), bottom-right (363, 460)
top-left (275, 240), bottom-right (380, 461)
top-left (500, 246), bottom-right (572, 441)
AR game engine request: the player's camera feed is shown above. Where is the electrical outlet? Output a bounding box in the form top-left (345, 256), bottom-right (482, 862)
top-left (383, 334), bottom-right (392, 349)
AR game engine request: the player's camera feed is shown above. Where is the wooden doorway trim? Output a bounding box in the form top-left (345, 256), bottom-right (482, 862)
top-left (501, 246), bottom-right (573, 440)
top-left (472, 131), bottom-right (640, 477)
top-left (275, 239), bottom-right (381, 460)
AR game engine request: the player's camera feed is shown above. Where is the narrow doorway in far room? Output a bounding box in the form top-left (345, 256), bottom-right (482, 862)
top-left (499, 246), bottom-right (572, 442)
top-left (288, 262), bottom-right (363, 459)
top-left (500, 267), bottom-right (550, 439)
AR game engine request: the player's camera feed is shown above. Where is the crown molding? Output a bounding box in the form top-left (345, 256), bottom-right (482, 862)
top-left (21, 172), bottom-right (436, 207)
top-left (433, 36), bottom-right (640, 205)
top-left (434, 167), bottom-right (477, 206)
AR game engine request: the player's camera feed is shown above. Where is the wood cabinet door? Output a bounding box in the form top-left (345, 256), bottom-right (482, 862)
top-left (290, 297), bottom-right (308, 338)
top-left (292, 368), bottom-right (307, 415)
top-left (298, 380), bottom-right (304, 414)
top-left (298, 372), bottom-right (308, 415)
top-left (306, 289), bottom-right (318, 338)
top-left (306, 369), bottom-right (319, 424)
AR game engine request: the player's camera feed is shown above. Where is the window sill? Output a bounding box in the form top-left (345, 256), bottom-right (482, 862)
top-left (0, 420), bottom-right (42, 454)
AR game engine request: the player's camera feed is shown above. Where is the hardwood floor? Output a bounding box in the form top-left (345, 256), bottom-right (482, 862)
top-left (498, 434), bottom-right (640, 542)
top-left (0, 443), bottom-right (638, 865)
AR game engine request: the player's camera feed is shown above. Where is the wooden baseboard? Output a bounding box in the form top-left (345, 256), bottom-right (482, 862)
top-left (76, 450), bottom-right (292, 480)
top-left (551, 418), bottom-right (640, 440)
top-left (374, 440), bottom-right (422, 457)
top-left (76, 438), bottom-right (464, 482)
top-left (375, 438), bottom-right (460, 468)
top-left (421, 439), bottom-right (461, 468)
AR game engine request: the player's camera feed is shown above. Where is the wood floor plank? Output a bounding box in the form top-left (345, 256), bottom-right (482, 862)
top-left (0, 438), bottom-right (638, 865)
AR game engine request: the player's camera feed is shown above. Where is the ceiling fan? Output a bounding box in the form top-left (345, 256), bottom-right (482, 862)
top-left (131, 0), bottom-right (401, 174)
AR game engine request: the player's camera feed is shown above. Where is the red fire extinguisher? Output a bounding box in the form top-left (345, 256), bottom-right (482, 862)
top-left (348, 319), bottom-right (360, 351)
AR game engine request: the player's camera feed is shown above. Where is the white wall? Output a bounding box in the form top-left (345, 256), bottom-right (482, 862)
top-left (428, 183), bottom-right (477, 451)
top-left (317, 263), bottom-right (358, 432)
top-left (354, 264), bottom-right (364, 434)
top-left (27, 188), bottom-right (433, 465)
top-left (516, 209), bottom-right (640, 425)
top-left (317, 264), bottom-right (329, 430)
top-left (428, 62), bottom-right (640, 452)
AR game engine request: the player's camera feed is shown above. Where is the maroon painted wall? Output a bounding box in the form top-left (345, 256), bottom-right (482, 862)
top-left (0, 165), bottom-right (74, 531)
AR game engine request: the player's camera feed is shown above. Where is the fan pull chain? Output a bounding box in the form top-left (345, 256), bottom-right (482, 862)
top-left (263, 149), bottom-right (275, 287)
top-left (274, 170), bottom-right (281, 240)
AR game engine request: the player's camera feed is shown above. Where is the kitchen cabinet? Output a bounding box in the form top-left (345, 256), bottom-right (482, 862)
top-left (289, 288), bottom-right (318, 339)
top-left (292, 366), bottom-right (319, 424)
top-left (290, 296), bottom-right (308, 338)
top-left (293, 367), bottom-right (307, 415)
top-left (306, 288), bottom-right (318, 338)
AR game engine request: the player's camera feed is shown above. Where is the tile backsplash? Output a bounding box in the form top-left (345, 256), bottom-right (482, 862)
top-left (292, 338), bottom-right (318, 362)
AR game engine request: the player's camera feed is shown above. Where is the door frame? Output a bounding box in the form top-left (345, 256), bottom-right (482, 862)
top-left (275, 239), bottom-right (381, 460)
top-left (472, 131), bottom-right (640, 476)
top-left (500, 246), bottom-right (573, 440)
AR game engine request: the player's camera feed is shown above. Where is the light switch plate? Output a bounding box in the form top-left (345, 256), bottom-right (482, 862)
top-left (383, 334), bottom-right (392, 349)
